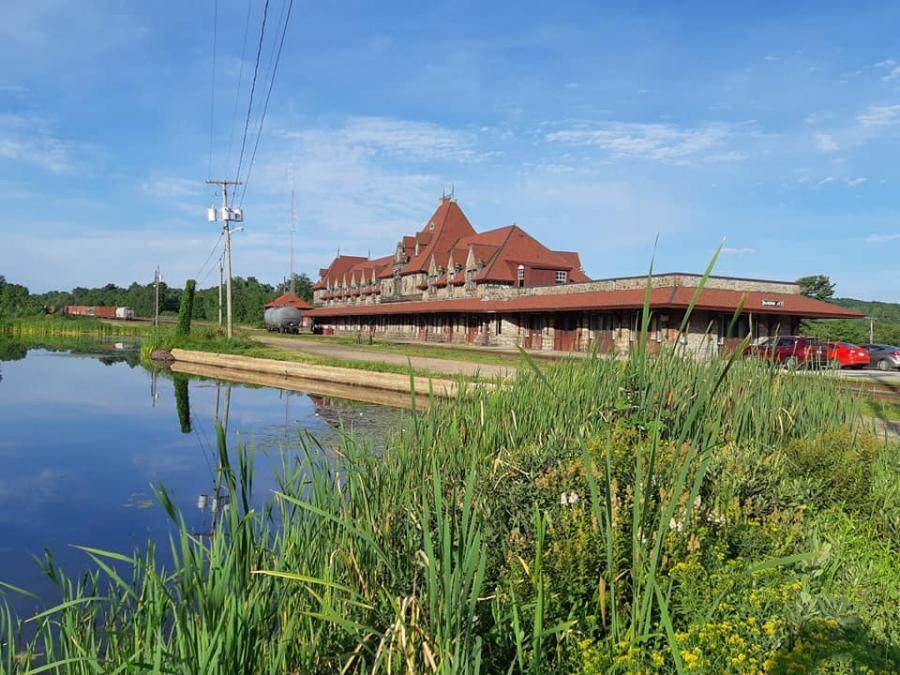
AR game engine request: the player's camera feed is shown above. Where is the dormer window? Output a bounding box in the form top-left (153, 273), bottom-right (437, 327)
top-left (415, 242), bottom-right (420, 256)
top-left (517, 266), bottom-right (525, 285)
top-left (556, 270), bottom-right (567, 284)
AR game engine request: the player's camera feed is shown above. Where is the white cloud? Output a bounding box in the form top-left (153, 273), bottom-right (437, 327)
top-left (856, 105), bottom-right (900, 129)
top-left (883, 66), bottom-right (900, 82)
top-left (545, 122), bottom-right (737, 164)
top-left (844, 177), bottom-right (867, 188)
top-left (141, 177), bottom-right (205, 199)
top-left (809, 105), bottom-right (900, 155)
top-left (814, 132), bottom-right (839, 152)
top-left (818, 176), bottom-right (835, 185)
top-left (283, 116), bottom-right (484, 163)
top-left (866, 233), bottom-right (900, 243)
top-left (0, 114), bottom-right (85, 174)
top-left (721, 246), bottom-right (756, 255)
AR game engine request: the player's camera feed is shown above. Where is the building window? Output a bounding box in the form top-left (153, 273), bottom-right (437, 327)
top-left (496, 315), bottom-right (502, 335)
top-left (517, 266), bottom-right (525, 286)
top-left (555, 270), bottom-right (567, 284)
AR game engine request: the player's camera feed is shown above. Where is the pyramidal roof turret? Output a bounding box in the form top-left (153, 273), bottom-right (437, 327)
top-left (400, 195), bottom-right (477, 275)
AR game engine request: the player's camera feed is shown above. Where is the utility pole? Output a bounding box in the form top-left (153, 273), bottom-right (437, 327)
top-left (154, 266), bottom-right (160, 326)
top-left (218, 259), bottom-right (224, 326)
top-left (290, 187), bottom-right (296, 295)
top-left (870, 317), bottom-right (875, 344)
top-left (206, 180), bottom-right (242, 338)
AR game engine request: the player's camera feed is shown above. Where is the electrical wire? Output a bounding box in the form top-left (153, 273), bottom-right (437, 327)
top-left (234, 0), bottom-right (271, 186)
top-left (196, 232), bottom-right (224, 282)
top-left (198, 250), bottom-right (224, 287)
top-left (207, 0), bottom-right (219, 179)
top-left (239, 0), bottom-right (294, 207)
top-left (226, 0), bottom-right (254, 172)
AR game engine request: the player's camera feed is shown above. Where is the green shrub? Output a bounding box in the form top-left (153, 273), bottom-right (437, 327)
top-left (781, 431), bottom-right (879, 509)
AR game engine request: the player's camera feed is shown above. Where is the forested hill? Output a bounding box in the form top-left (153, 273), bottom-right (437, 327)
top-left (804, 297), bottom-right (900, 346)
top-left (830, 297), bottom-right (900, 320)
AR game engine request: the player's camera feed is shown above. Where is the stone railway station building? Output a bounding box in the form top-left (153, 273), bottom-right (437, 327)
top-left (306, 197), bottom-right (861, 356)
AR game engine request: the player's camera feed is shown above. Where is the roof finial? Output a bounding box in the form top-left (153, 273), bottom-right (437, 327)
top-left (450, 183), bottom-right (455, 202)
top-left (337, 246), bottom-right (341, 257)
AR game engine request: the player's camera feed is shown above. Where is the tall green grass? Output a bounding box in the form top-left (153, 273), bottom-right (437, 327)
top-left (1, 340), bottom-right (874, 673)
top-left (0, 316), bottom-right (146, 338)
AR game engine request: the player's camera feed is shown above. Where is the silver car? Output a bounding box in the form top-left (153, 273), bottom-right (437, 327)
top-left (859, 343), bottom-right (900, 371)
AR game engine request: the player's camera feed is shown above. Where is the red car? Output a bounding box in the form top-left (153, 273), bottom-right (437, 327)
top-left (743, 336), bottom-right (830, 367)
top-left (821, 341), bottom-right (870, 369)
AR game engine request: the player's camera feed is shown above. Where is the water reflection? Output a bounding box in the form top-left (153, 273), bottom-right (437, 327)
top-left (0, 339), bottom-right (401, 617)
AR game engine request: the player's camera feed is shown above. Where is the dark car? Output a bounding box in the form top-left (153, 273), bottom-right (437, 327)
top-left (859, 343), bottom-right (900, 371)
top-left (743, 336), bottom-right (830, 368)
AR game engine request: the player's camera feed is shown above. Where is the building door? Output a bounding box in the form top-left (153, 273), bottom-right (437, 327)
top-left (526, 315), bottom-right (543, 350)
top-left (553, 313), bottom-right (578, 351)
top-left (466, 315), bottom-right (478, 344)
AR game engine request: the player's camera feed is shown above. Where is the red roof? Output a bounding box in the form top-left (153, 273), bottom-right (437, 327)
top-left (473, 226), bottom-right (590, 284)
top-left (315, 255), bottom-right (368, 288)
top-left (306, 287), bottom-right (862, 320)
top-left (265, 292), bottom-right (312, 310)
top-left (399, 198), bottom-right (477, 276)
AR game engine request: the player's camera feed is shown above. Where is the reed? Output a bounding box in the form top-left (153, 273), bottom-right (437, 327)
top-left (4, 267), bottom-right (895, 672)
top-left (0, 316), bottom-right (146, 338)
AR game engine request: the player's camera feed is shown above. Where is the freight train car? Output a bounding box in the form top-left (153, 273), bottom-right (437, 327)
top-left (63, 306), bottom-right (134, 320)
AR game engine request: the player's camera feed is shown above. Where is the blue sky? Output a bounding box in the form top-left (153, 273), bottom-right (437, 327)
top-left (1, 1), bottom-right (899, 300)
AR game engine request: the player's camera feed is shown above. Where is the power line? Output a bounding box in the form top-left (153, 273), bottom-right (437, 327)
top-left (226, 0), bottom-right (254, 171)
top-left (207, 0), bottom-right (219, 179)
top-left (234, 0), bottom-right (271, 186)
top-left (239, 0), bottom-right (294, 206)
top-left (196, 231), bottom-right (224, 281)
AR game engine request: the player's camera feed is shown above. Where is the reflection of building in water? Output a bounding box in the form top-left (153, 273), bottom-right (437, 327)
top-left (306, 393), bottom-right (402, 441)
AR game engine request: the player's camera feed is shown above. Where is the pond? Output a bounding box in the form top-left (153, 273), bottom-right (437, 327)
top-left (0, 339), bottom-right (403, 617)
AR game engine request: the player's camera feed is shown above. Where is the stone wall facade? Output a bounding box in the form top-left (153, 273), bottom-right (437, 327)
top-left (314, 306), bottom-right (799, 360)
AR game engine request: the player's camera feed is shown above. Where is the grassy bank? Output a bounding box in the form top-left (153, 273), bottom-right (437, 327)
top-left (0, 315), bottom-right (148, 338)
top-left (274, 332), bottom-right (528, 368)
top-left (2, 343), bottom-right (897, 673)
top-left (142, 326), bottom-right (459, 381)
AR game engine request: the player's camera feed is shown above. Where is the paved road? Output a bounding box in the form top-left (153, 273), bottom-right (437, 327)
top-left (255, 335), bottom-right (516, 379)
top-left (839, 369), bottom-right (900, 386)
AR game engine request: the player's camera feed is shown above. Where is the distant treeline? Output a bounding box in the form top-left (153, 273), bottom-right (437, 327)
top-left (0, 273), bottom-right (313, 325)
top-left (802, 297), bottom-right (900, 346)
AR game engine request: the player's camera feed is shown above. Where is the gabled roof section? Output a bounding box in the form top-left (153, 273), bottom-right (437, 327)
top-left (316, 255), bottom-right (368, 286)
top-left (554, 251), bottom-right (590, 283)
top-left (473, 225), bottom-right (588, 284)
top-left (400, 198), bottom-right (477, 275)
top-left (265, 292), bottom-right (312, 310)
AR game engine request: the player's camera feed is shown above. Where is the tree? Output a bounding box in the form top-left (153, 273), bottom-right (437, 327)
top-left (797, 275), bottom-right (835, 301)
top-left (176, 280), bottom-right (197, 336)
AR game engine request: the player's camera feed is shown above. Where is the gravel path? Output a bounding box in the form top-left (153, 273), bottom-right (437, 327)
top-left (255, 335), bottom-right (516, 379)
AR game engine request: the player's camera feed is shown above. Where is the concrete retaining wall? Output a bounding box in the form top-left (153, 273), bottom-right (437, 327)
top-left (169, 349), bottom-right (468, 398)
